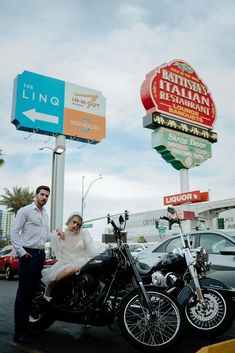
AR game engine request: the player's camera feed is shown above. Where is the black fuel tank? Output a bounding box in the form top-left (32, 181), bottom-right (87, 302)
top-left (154, 252), bottom-right (186, 273)
top-left (80, 252), bottom-right (117, 276)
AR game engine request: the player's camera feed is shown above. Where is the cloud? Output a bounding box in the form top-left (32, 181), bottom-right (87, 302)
top-left (0, 0), bottom-right (235, 237)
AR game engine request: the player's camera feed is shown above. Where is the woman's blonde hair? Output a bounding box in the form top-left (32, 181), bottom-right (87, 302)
top-left (65, 213), bottom-right (83, 231)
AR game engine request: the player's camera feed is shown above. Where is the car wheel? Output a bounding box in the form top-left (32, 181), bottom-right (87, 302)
top-left (5, 265), bottom-right (14, 280)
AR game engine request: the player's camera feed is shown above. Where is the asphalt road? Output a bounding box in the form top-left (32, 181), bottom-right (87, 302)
top-left (0, 276), bottom-right (234, 353)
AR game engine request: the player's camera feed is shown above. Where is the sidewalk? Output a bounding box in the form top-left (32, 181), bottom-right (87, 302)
top-left (197, 339), bottom-right (235, 353)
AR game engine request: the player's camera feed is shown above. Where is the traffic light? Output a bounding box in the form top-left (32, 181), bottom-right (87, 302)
top-left (155, 220), bottom-right (159, 229)
top-left (217, 218), bottom-right (224, 229)
top-left (107, 214), bottom-right (111, 224)
top-left (124, 210), bottom-right (129, 221)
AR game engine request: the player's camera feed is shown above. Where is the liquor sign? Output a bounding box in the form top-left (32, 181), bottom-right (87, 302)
top-left (164, 190), bottom-right (209, 206)
top-left (141, 59), bottom-right (216, 129)
top-left (12, 71), bottom-right (106, 143)
top-left (152, 127), bottom-right (212, 170)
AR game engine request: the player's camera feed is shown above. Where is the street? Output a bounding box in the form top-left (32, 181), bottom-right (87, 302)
top-left (0, 277), bottom-right (234, 353)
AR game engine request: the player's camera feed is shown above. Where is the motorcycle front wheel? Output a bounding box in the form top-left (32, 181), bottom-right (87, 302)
top-left (118, 286), bottom-right (182, 353)
top-left (184, 288), bottom-right (234, 337)
top-left (28, 283), bottom-right (55, 331)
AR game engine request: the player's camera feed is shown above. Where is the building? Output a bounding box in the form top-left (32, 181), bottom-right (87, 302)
top-left (2, 212), bottom-right (15, 237)
top-left (0, 210), bottom-right (3, 230)
top-left (124, 198), bottom-right (235, 242)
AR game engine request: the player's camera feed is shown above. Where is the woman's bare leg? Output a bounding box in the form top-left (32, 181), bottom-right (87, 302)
top-left (44, 266), bottom-right (79, 301)
top-left (44, 281), bottom-right (55, 300)
top-left (55, 265), bottom-right (79, 282)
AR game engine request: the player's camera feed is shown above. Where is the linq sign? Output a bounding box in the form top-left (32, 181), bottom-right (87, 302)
top-left (141, 59), bottom-right (216, 130)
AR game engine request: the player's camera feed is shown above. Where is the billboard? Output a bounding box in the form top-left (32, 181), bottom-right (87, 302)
top-left (141, 59), bottom-right (218, 170)
top-left (152, 127), bottom-right (212, 170)
top-left (141, 59), bottom-right (216, 129)
top-left (12, 71), bottom-right (106, 143)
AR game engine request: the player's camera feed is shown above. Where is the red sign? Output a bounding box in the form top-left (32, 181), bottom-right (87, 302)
top-left (141, 59), bottom-right (216, 129)
top-left (164, 190), bottom-right (209, 206)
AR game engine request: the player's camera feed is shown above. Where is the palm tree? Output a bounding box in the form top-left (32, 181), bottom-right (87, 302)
top-left (0, 149), bottom-right (4, 167)
top-left (0, 186), bottom-right (34, 214)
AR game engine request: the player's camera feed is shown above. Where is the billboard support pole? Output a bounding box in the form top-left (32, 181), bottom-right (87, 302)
top-left (180, 168), bottom-right (192, 232)
top-left (50, 135), bottom-right (66, 231)
top-left (180, 168), bottom-right (189, 193)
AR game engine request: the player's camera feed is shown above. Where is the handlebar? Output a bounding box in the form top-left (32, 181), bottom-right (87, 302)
top-left (160, 216), bottom-right (171, 222)
top-left (110, 219), bottom-right (119, 232)
top-left (110, 217), bottom-right (127, 244)
top-left (160, 215), bottom-right (180, 230)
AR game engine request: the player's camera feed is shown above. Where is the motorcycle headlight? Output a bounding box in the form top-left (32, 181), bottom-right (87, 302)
top-left (193, 247), bottom-right (210, 269)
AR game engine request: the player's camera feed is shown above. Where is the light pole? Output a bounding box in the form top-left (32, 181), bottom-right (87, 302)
top-left (39, 136), bottom-right (66, 231)
top-left (81, 175), bottom-right (103, 218)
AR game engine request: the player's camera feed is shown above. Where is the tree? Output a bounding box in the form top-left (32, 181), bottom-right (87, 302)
top-left (0, 186), bottom-right (34, 214)
top-left (0, 150), bottom-right (4, 167)
top-left (137, 236), bottom-right (147, 243)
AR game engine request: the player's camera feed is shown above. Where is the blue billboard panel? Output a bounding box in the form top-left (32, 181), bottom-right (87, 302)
top-left (12, 71), bottom-right (65, 136)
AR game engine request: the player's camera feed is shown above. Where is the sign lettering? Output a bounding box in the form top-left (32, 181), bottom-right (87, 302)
top-left (141, 59), bottom-right (216, 129)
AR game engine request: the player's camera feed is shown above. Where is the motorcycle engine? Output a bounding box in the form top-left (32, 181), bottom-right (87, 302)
top-left (77, 274), bottom-right (99, 293)
top-left (151, 271), bottom-right (166, 287)
top-left (151, 271), bottom-right (178, 288)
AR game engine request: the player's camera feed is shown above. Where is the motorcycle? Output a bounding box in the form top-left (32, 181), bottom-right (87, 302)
top-left (28, 214), bottom-right (183, 352)
top-left (136, 206), bottom-right (235, 337)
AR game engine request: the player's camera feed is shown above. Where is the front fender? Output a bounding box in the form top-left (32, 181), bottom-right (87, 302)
top-left (177, 277), bottom-right (231, 305)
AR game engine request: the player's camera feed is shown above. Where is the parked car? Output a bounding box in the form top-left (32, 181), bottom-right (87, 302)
top-left (128, 242), bottom-right (157, 258)
top-left (0, 245), bottom-right (18, 280)
top-left (0, 245), bottom-right (56, 280)
top-left (128, 243), bottom-right (147, 258)
top-left (137, 229), bottom-right (235, 288)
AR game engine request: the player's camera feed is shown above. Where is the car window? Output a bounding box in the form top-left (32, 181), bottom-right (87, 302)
top-left (0, 249), bottom-right (12, 256)
top-left (199, 233), bottom-right (235, 254)
top-left (129, 244), bottom-right (145, 252)
top-left (154, 237), bottom-right (182, 253)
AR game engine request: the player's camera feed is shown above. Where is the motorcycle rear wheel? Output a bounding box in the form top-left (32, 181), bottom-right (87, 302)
top-left (28, 284), bottom-right (55, 331)
top-left (118, 286), bottom-right (182, 352)
top-left (184, 288), bottom-right (234, 337)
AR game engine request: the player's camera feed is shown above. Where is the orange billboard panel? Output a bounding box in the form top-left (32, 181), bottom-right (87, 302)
top-left (64, 108), bottom-right (106, 142)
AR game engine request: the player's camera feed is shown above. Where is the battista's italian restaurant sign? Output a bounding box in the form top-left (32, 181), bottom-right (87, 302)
top-left (141, 59), bottom-right (216, 129)
top-left (141, 59), bottom-right (218, 170)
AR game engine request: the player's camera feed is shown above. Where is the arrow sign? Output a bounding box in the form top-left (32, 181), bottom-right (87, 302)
top-left (12, 70), bottom-right (106, 141)
top-left (23, 109), bottom-right (59, 124)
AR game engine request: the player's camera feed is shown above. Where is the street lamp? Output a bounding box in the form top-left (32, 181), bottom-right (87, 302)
top-left (81, 175), bottom-right (103, 218)
top-left (39, 144), bottom-right (66, 155)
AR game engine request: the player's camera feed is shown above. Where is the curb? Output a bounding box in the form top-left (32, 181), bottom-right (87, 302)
top-left (197, 339), bottom-right (235, 353)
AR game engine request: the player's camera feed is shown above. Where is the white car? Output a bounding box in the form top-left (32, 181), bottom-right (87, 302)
top-left (128, 243), bottom-right (147, 258)
top-left (137, 229), bottom-right (235, 288)
top-left (128, 242), bottom-right (157, 258)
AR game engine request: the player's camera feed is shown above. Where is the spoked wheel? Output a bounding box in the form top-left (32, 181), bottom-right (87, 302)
top-left (185, 288), bottom-right (234, 337)
top-left (28, 283), bottom-right (55, 331)
top-left (119, 286), bottom-right (182, 352)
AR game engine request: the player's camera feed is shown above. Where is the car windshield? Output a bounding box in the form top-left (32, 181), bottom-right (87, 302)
top-left (0, 248), bottom-right (12, 255)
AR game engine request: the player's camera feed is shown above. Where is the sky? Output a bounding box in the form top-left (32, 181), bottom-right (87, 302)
top-left (0, 0), bottom-right (235, 238)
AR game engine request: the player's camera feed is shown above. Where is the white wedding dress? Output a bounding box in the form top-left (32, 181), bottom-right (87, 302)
top-left (41, 229), bottom-right (107, 286)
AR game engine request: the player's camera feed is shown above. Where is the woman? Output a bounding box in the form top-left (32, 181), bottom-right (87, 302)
top-left (41, 212), bottom-right (107, 300)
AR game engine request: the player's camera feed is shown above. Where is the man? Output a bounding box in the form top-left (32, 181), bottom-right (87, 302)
top-left (12, 185), bottom-right (51, 343)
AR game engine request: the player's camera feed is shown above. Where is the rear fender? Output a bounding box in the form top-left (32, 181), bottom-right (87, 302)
top-left (177, 277), bottom-right (233, 305)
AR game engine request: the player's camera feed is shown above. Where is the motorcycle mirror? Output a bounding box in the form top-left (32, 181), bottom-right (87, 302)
top-left (119, 215), bottom-right (125, 224)
top-left (167, 206), bottom-right (176, 215)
